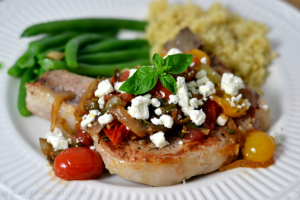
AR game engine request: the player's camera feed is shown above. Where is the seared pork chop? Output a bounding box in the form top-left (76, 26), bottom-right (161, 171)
top-left (25, 70), bottom-right (94, 131)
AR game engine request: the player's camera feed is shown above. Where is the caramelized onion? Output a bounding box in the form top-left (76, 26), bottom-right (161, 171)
top-left (219, 157), bottom-right (275, 172)
top-left (88, 122), bottom-right (105, 136)
top-left (39, 138), bottom-right (54, 157)
top-left (50, 91), bottom-right (75, 132)
top-left (56, 118), bottom-right (74, 137)
top-left (105, 96), bottom-right (126, 111)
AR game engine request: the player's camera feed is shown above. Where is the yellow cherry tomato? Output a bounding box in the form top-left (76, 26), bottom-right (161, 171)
top-left (189, 49), bottom-right (211, 66)
top-left (211, 94), bottom-right (247, 118)
top-left (242, 131), bottom-right (275, 162)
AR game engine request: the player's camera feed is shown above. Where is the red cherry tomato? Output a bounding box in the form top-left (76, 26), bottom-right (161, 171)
top-left (202, 100), bottom-right (220, 130)
top-left (119, 93), bottom-right (133, 104)
top-left (76, 128), bottom-right (93, 147)
top-left (184, 127), bottom-right (206, 141)
top-left (119, 70), bottom-right (130, 82)
top-left (54, 147), bottom-right (104, 180)
top-left (149, 79), bottom-right (173, 100)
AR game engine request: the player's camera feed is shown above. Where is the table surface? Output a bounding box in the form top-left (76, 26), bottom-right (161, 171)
top-left (285, 0), bottom-right (300, 9)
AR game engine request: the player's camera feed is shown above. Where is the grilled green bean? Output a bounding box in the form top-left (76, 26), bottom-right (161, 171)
top-left (18, 32), bottom-right (79, 68)
top-left (78, 48), bottom-right (150, 64)
top-left (8, 62), bottom-right (26, 77)
top-left (18, 67), bottom-right (35, 116)
top-left (39, 58), bottom-right (151, 76)
top-left (65, 33), bottom-right (108, 68)
top-left (80, 39), bottom-right (149, 54)
top-left (21, 19), bottom-right (147, 37)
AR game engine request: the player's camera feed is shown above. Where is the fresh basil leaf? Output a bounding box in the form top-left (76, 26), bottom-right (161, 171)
top-left (152, 53), bottom-right (164, 70)
top-left (187, 121), bottom-right (205, 129)
top-left (119, 67), bottom-right (158, 94)
top-left (226, 127), bottom-right (236, 135)
top-left (159, 73), bottom-right (177, 94)
top-left (164, 54), bottom-right (193, 74)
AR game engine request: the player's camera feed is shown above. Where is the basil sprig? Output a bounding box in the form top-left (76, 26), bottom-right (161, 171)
top-left (119, 53), bottom-right (193, 95)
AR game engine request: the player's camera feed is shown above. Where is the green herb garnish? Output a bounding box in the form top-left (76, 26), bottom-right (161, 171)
top-left (226, 127), bottom-right (236, 135)
top-left (119, 53), bottom-right (193, 94)
top-left (187, 121), bottom-right (205, 129)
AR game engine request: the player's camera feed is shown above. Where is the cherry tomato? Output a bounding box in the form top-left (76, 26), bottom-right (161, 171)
top-left (184, 127), bottom-right (206, 141)
top-left (119, 93), bottom-right (133, 104)
top-left (76, 128), bottom-right (94, 147)
top-left (54, 147), bottom-right (104, 180)
top-left (119, 70), bottom-right (130, 82)
top-left (242, 131), bottom-right (275, 162)
top-left (189, 49), bottom-right (211, 66)
top-left (149, 79), bottom-right (173, 100)
top-left (202, 100), bottom-right (220, 130)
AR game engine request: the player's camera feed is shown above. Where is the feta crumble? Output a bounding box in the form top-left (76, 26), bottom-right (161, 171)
top-left (190, 110), bottom-right (206, 125)
top-left (221, 73), bottom-right (244, 96)
top-left (245, 99), bottom-right (251, 110)
top-left (199, 81), bottom-right (216, 98)
top-left (262, 105), bottom-right (269, 111)
top-left (128, 95), bottom-right (151, 120)
top-left (196, 77), bottom-right (209, 86)
top-left (270, 131), bottom-right (281, 145)
top-left (163, 48), bottom-right (182, 58)
top-left (150, 131), bottom-right (169, 148)
top-left (195, 70), bottom-right (207, 79)
top-left (95, 79), bottom-right (114, 98)
top-left (114, 81), bottom-right (125, 93)
top-left (81, 110), bottom-right (101, 129)
top-left (200, 57), bottom-right (207, 64)
top-left (151, 98), bottom-right (161, 107)
top-left (168, 94), bottom-right (179, 104)
top-left (151, 114), bottom-right (174, 128)
top-left (179, 141), bottom-right (183, 145)
top-left (181, 106), bottom-right (194, 116)
top-left (216, 114), bottom-right (228, 126)
top-left (45, 132), bottom-right (68, 151)
top-left (98, 96), bottom-right (105, 109)
top-left (154, 108), bottom-right (163, 116)
top-left (190, 98), bottom-right (203, 109)
top-left (98, 113), bottom-right (114, 125)
top-left (90, 146), bottom-right (96, 150)
top-left (176, 76), bottom-right (189, 107)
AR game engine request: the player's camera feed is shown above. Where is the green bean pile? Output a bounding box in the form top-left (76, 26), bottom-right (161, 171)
top-left (8, 18), bottom-right (151, 116)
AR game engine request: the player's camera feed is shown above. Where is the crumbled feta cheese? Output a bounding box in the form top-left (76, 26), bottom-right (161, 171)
top-left (196, 77), bottom-right (209, 86)
top-left (151, 114), bottom-right (174, 128)
top-left (154, 108), bottom-right (163, 116)
top-left (98, 96), bottom-right (105, 109)
top-left (81, 110), bottom-right (101, 129)
top-left (190, 98), bottom-right (203, 109)
top-left (186, 81), bottom-right (197, 88)
top-left (164, 48), bottom-right (182, 58)
top-left (237, 105), bottom-right (242, 109)
top-left (76, 138), bottom-right (79, 143)
top-left (212, 72), bottom-right (216, 75)
top-left (168, 94), bottom-right (179, 104)
top-left (90, 146), bottom-right (95, 150)
top-left (199, 81), bottom-right (216, 98)
top-left (195, 70), bottom-right (207, 79)
top-left (200, 57), bottom-right (207, 64)
top-left (151, 98), bottom-right (161, 107)
top-left (190, 110), bottom-right (206, 125)
top-left (150, 131), bottom-right (169, 148)
top-left (176, 76), bottom-right (189, 107)
top-left (179, 141), bottom-right (183, 145)
top-left (270, 131), bottom-right (281, 145)
top-left (45, 132), bottom-right (68, 151)
top-left (129, 69), bottom-right (137, 78)
top-left (217, 114), bottom-right (228, 126)
top-left (188, 92), bottom-right (192, 98)
top-left (126, 127), bottom-right (129, 130)
top-left (221, 73), bottom-right (244, 96)
top-left (114, 81), bottom-right (125, 93)
top-left (245, 99), bottom-right (251, 110)
top-left (128, 95), bottom-right (151, 120)
top-left (262, 105), bottom-right (269, 111)
top-left (68, 138), bottom-right (72, 144)
top-left (98, 113), bottom-right (114, 125)
top-left (181, 106), bottom-right (194, 116)
top-left (95, 79), bottom-right (114, 98)
top-left (160, 91), bottom-right (165, 97)
top-left (190, 62), bottom-right (195, 67)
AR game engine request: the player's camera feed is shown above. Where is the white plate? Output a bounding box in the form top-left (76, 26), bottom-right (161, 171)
top-left (1, 0), bottom-right (300, 199)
